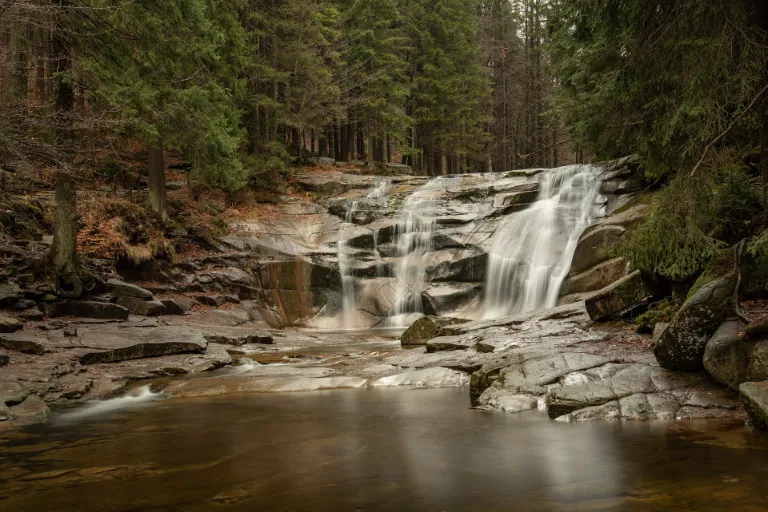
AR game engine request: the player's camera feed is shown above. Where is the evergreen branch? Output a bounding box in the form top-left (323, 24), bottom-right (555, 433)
top-left (690, 82), bottom-right (768, 177)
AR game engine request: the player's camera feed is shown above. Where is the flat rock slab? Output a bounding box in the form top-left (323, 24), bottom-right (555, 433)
top-left (426, 335), bottom-right (477, 353)
top-left (0, 333), bottom-right (46, 355)
top-left (203, 330), bottom-right (274, 346)
top-left (740, 381), bottom-right (768, 431)
top-left (55, 301), bottom-right (130, 321)
top-left (546, 363), bottom-right (708, 418)
top-left (8, 395), bottom-right (51, 425)
top-left (558, 389), bottom-right (740, 422)
top-left (105, 279), bottom-right (153, 299)
top-left (78, 326), bottom-right (208, 364)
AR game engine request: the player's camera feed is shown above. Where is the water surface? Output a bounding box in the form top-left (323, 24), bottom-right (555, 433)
top-left (1, 388), bottom-right (767, 511)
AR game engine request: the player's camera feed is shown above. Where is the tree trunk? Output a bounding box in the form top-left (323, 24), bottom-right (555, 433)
top-left (148, 142), bottom-right (168, 220)
top-left (761, 105), bottom-right (768, 208)
top-left (49, 1), bottom-right (80, 294)
top-left (50, 171), bottom-right (77, 272)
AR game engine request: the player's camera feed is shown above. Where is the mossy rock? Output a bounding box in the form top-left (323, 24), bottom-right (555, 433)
top-left (400, 316), bottom-right (463, 347)
top-left (740, 382), bottom-right (768, 431)
top-left (653, 250), bottom-right (737, 371)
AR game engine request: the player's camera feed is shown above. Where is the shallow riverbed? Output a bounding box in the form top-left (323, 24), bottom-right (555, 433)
top-left (1, 388), bottom-right (768, 511)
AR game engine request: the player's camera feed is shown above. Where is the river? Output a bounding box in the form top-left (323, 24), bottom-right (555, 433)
top-left (2, 387), bottom-right (767, 511)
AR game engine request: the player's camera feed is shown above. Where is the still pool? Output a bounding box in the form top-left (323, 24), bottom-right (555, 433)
top-left (1, 388), bottom-right (767, 511)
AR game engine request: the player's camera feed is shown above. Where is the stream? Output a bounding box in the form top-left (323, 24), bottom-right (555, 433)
top-left (2, 387), bottom-right (768, 511)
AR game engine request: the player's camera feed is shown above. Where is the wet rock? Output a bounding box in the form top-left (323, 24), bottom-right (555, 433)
top-left (653, 262), bottom-right (736, 371)
top-left (8, 395), bottom-right (50, 425)
top-left (562, 258), bottom-right (630, 296)
top-left (368, 367), bottom-right (469, 388)
top-left (558, 389), bottom-right (739, 422)
top-left (585, 271), bottom-right (648, 321)
top-left (79, 326), bottom-right (207, 364)
top-left (400, 316), bottom-right (462, 346)
top-left (203, 330), bottom-right (273, 346)
top-left (428, 253), bottom-right (487, 283)
top-left (0, 315), bottom-right (22, 333)
top-left (569, 225), bottom-right (626, 276)
top-left (0, 282), bottom-right (23, 307)
top-left (116, 296), bottom-right (166, 316)
top-left (160, 297), bottom-right (193, 315)
top-left (740, 381), bottom-right (768, 431)
top-left (704, 320), bottom-right (748, 390)
top-left (426, 335), bottom-right (476, 353)
top-left (356, 278), bottom-right (397, 317)
top-left (422, 283), bottom-right (482, 315)
top-left (54, 301), bottom-right (130, 320)
top-left (475, 388), bottom-right (539, 414)
top-left (546, 363), bottom-right (703, 418)
top-left (0, 333), bottom-right (46, 355)
top-left (105, 279), bottom-right (154, 299)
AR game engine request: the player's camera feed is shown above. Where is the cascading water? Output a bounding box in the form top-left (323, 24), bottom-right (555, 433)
top-left (483, 164), bottom-right (604, 319)
top-left (337, 179), bottom-right (391, 329)
top-left (389, 178), bottom-right (447, 326)
top-left (337, 201), bottom-right (358, 329)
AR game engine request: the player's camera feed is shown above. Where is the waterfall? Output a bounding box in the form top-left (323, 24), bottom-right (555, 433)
top-left (338, 201), bottom-right (358, 330)
top-left (389, 178), bottom-right (447, 326)
top-left (483, 164), bottom-right (604, 319)
top-left (337, 179), bottom-right (392, 330)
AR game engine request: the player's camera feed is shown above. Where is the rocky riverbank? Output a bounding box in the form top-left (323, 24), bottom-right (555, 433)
top-left (3, 159), bottom-right (768, 430)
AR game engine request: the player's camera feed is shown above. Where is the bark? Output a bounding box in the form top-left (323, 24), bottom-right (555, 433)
top-left (761, 105), bottom-right (768, 207)
top-left (148, 142), bottom-right (168, 220)
top-left (49, 1), bottom-right (80, 295)
top-left (50, 172), bottom-right (77, 273)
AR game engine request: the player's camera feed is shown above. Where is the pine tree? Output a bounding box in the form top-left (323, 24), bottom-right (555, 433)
top-left (79, 0), bottom-right (248, 219)
top-left (404, 0), bottom-right (491, 174)
top-left (338, 0), bottom-right (409, 164)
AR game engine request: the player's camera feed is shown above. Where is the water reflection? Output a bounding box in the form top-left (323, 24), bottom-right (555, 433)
top-left (1, 388), bottom-right (767, 511)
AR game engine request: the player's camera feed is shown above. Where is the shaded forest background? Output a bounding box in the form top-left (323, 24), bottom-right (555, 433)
top-left (1, 0), bottom-right (768, 294)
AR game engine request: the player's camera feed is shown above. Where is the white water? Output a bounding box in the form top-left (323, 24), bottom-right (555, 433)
top-left (337, 179), bottom-right (391, 329)
top-left (483, 164), bottom-right (604, 318)
top-left (338, 201), bottom-right (358, 329)
top-left (389, 178), bottom-right (449, 326)
top-left (56, 385), bottom-right (164, 421)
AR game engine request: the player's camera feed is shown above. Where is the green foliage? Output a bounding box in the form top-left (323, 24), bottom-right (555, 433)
top-left (548, 0), bottom-right (768, 180)
top-left (712, 164), bottom-right (762, 243)
top-left (79, 0), bottom-right (248, 190)
top-left (404, 0), bottom-right (491, 165)
top-left (748, 231), bottom-right (768, 262)
top-left (616, 174), bottom-right (725, 281)
top-left (635, 298), bottom-right (680, 333)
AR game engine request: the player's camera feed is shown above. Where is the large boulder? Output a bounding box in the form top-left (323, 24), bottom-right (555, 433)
top-left (703, 320), bottom-right (748, 390)
top-left (653, 255), bottom-right (737, 371)
top-left (585, 271), bottom-right (648, 321)
top-left (569, 225), bottom-right (626, 276)
top-left (562, 258), bottom-right (630, 296)
top-left (400, 316), bottom-right (462, 346)
top-left (740, 381), bottom-right (768, 431)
